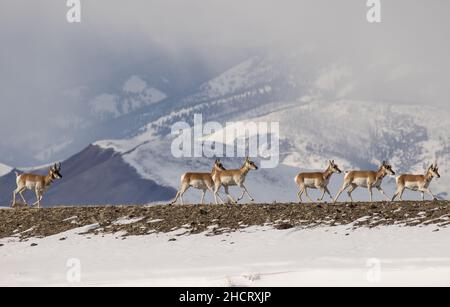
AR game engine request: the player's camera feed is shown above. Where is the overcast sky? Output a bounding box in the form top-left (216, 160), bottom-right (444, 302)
top-left (0, 0), bottom-right (449, 165)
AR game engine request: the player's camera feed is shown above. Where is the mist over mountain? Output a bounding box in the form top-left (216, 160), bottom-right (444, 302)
top-left (1, 0), bottom-right (449, 167)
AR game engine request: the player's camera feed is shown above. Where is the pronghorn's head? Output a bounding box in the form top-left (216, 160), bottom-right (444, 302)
top-left (380, 161), bottom-right (395, 176)
top-left (244, 157), bottom-right (258, 170)
top-left (328, 160), bottom-right (342, 174)
top-left (213, 159), bottom-right (226, 172)
top-left (49, 163), bottom-right (63, 180)
top-left (428, 164), bottom-right (440, 179)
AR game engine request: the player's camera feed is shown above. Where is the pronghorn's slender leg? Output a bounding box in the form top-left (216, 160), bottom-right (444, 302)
top-left (318, 187), bottom-right (326, 201)
top-left (303, 188), bottom-right (314, 203)
top-left (392, 187), bottom-right (405, 201)
top-left (368, 186), bottom-right (373, 202)
top-left (334, 182), bottom-right (350, 203)
top-left (212, 193), bottom-right (218, 205)
top-left (18, 189), bottom-right (28, 205)
top-left (206, 182), bottom-right (222, 205)
top-left (318, 185), bottom-right (332, 201)
top-left (324, 186), bottom-right (333, 200)
top-left (171, 192), bottom-right (180, 205)
top-left (178, 184), bottom-right (190, 205)
top-left (38, 192), bottom-right (43, 208)
top-left (237, 189), bottom-right (245, 201)
top-left (171, 192), bottom-right (181, 205)
top-left (238, 183), bottom-right (254, 202)
top-left (422, 188), bottom-right (437, 200)
top-left (421, 191), bottom-right (425, 201)
top-left (392, 192), bottom-right (398, 201)
top-left (398, 187), bottom-right (405, 201)
top-left (210, 187), bottom-right (224, 205)
top-left (224, 186), bottom-right (236, 204)
top-left (224, 186), bottom-right (237, 204)
top-left (245, 185), bottom-right (255, 202)
top-left (207, 187), bottom-right (216, 205)
top-left (213, 183), bottom-right (226, 205)
top-left (179, 195), bottom-right (184, 205)
top-left (376, 186), bottom-right (390, 201)
top-left (200, 189), bottom-right (206, 205)
top-left (347, 184), bottom-right (357, 202)
top-left (33, 190), bottom-right (43, 208)
top-left (32, 189), bottom-right (40, 207)
top-left (12, 188), bottom-right (22, 206)
top-left (172, 183), bottom-right (190, 205)
top-left (297, 187), bottom-right (304, 203)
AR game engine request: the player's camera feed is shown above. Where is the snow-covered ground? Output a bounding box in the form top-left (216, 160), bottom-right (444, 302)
top-left (1, 224), bottom-right (449, 287)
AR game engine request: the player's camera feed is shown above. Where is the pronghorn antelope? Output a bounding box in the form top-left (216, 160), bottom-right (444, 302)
top-left (12, 163), bottom-right (63, 208)
top-left (392, 164), bottom-right (440, 201)
top-left (171, 160), bottom-right (227, 205)
top-left (295, 160), bottom-right (342, 203)
top-left (334, 161), bottom-right (395, 203)
top-left (213, 157), bottom-right (258, 204)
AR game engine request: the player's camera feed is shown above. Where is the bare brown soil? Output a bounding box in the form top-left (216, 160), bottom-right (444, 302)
top-left (0, 201), bottom-right (449, 240)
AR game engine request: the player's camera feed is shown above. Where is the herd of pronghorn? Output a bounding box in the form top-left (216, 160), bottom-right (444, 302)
top-left (171, 158), bottom-right (441, 205)
top-left (11, 158), bottom-right (441, 208)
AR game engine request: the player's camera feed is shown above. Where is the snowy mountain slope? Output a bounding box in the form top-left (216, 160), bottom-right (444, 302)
top-left (89, 76), bottom-right (168, 120)
top-left (0, 163), bottom-right (11, 177)
top-left (138, 54), bottom-right (322, 137)
top-left (255, 100), bottom-right (450, 170)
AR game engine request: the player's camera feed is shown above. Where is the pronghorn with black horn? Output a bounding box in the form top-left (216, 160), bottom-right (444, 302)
top-left (213, 157), bottom-right (258, 204)
top-left (12, 163), bottom-right (63, 208)
top-left (334, 161), bottom-right (395, 203)
top-left (171, 160), bottom-right (227, 205)
top-left (295, 160), bottom-right (342, 203)
top-left (392, 163), bottom-right (441, 201)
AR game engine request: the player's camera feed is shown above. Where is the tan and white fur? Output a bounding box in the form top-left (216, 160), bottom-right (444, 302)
top-left (12, 163), bottom-right (63, 208)
top-left (171, 160), bottom-right (226, 205)
top-left (213, 157), bottom-right (258, 204)
top-left (295, 160), bottom-right (342, 203)
top-left (392, 164), bottom-right (440, 201)
top-left (334, 161), bottom-right (395, 203)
